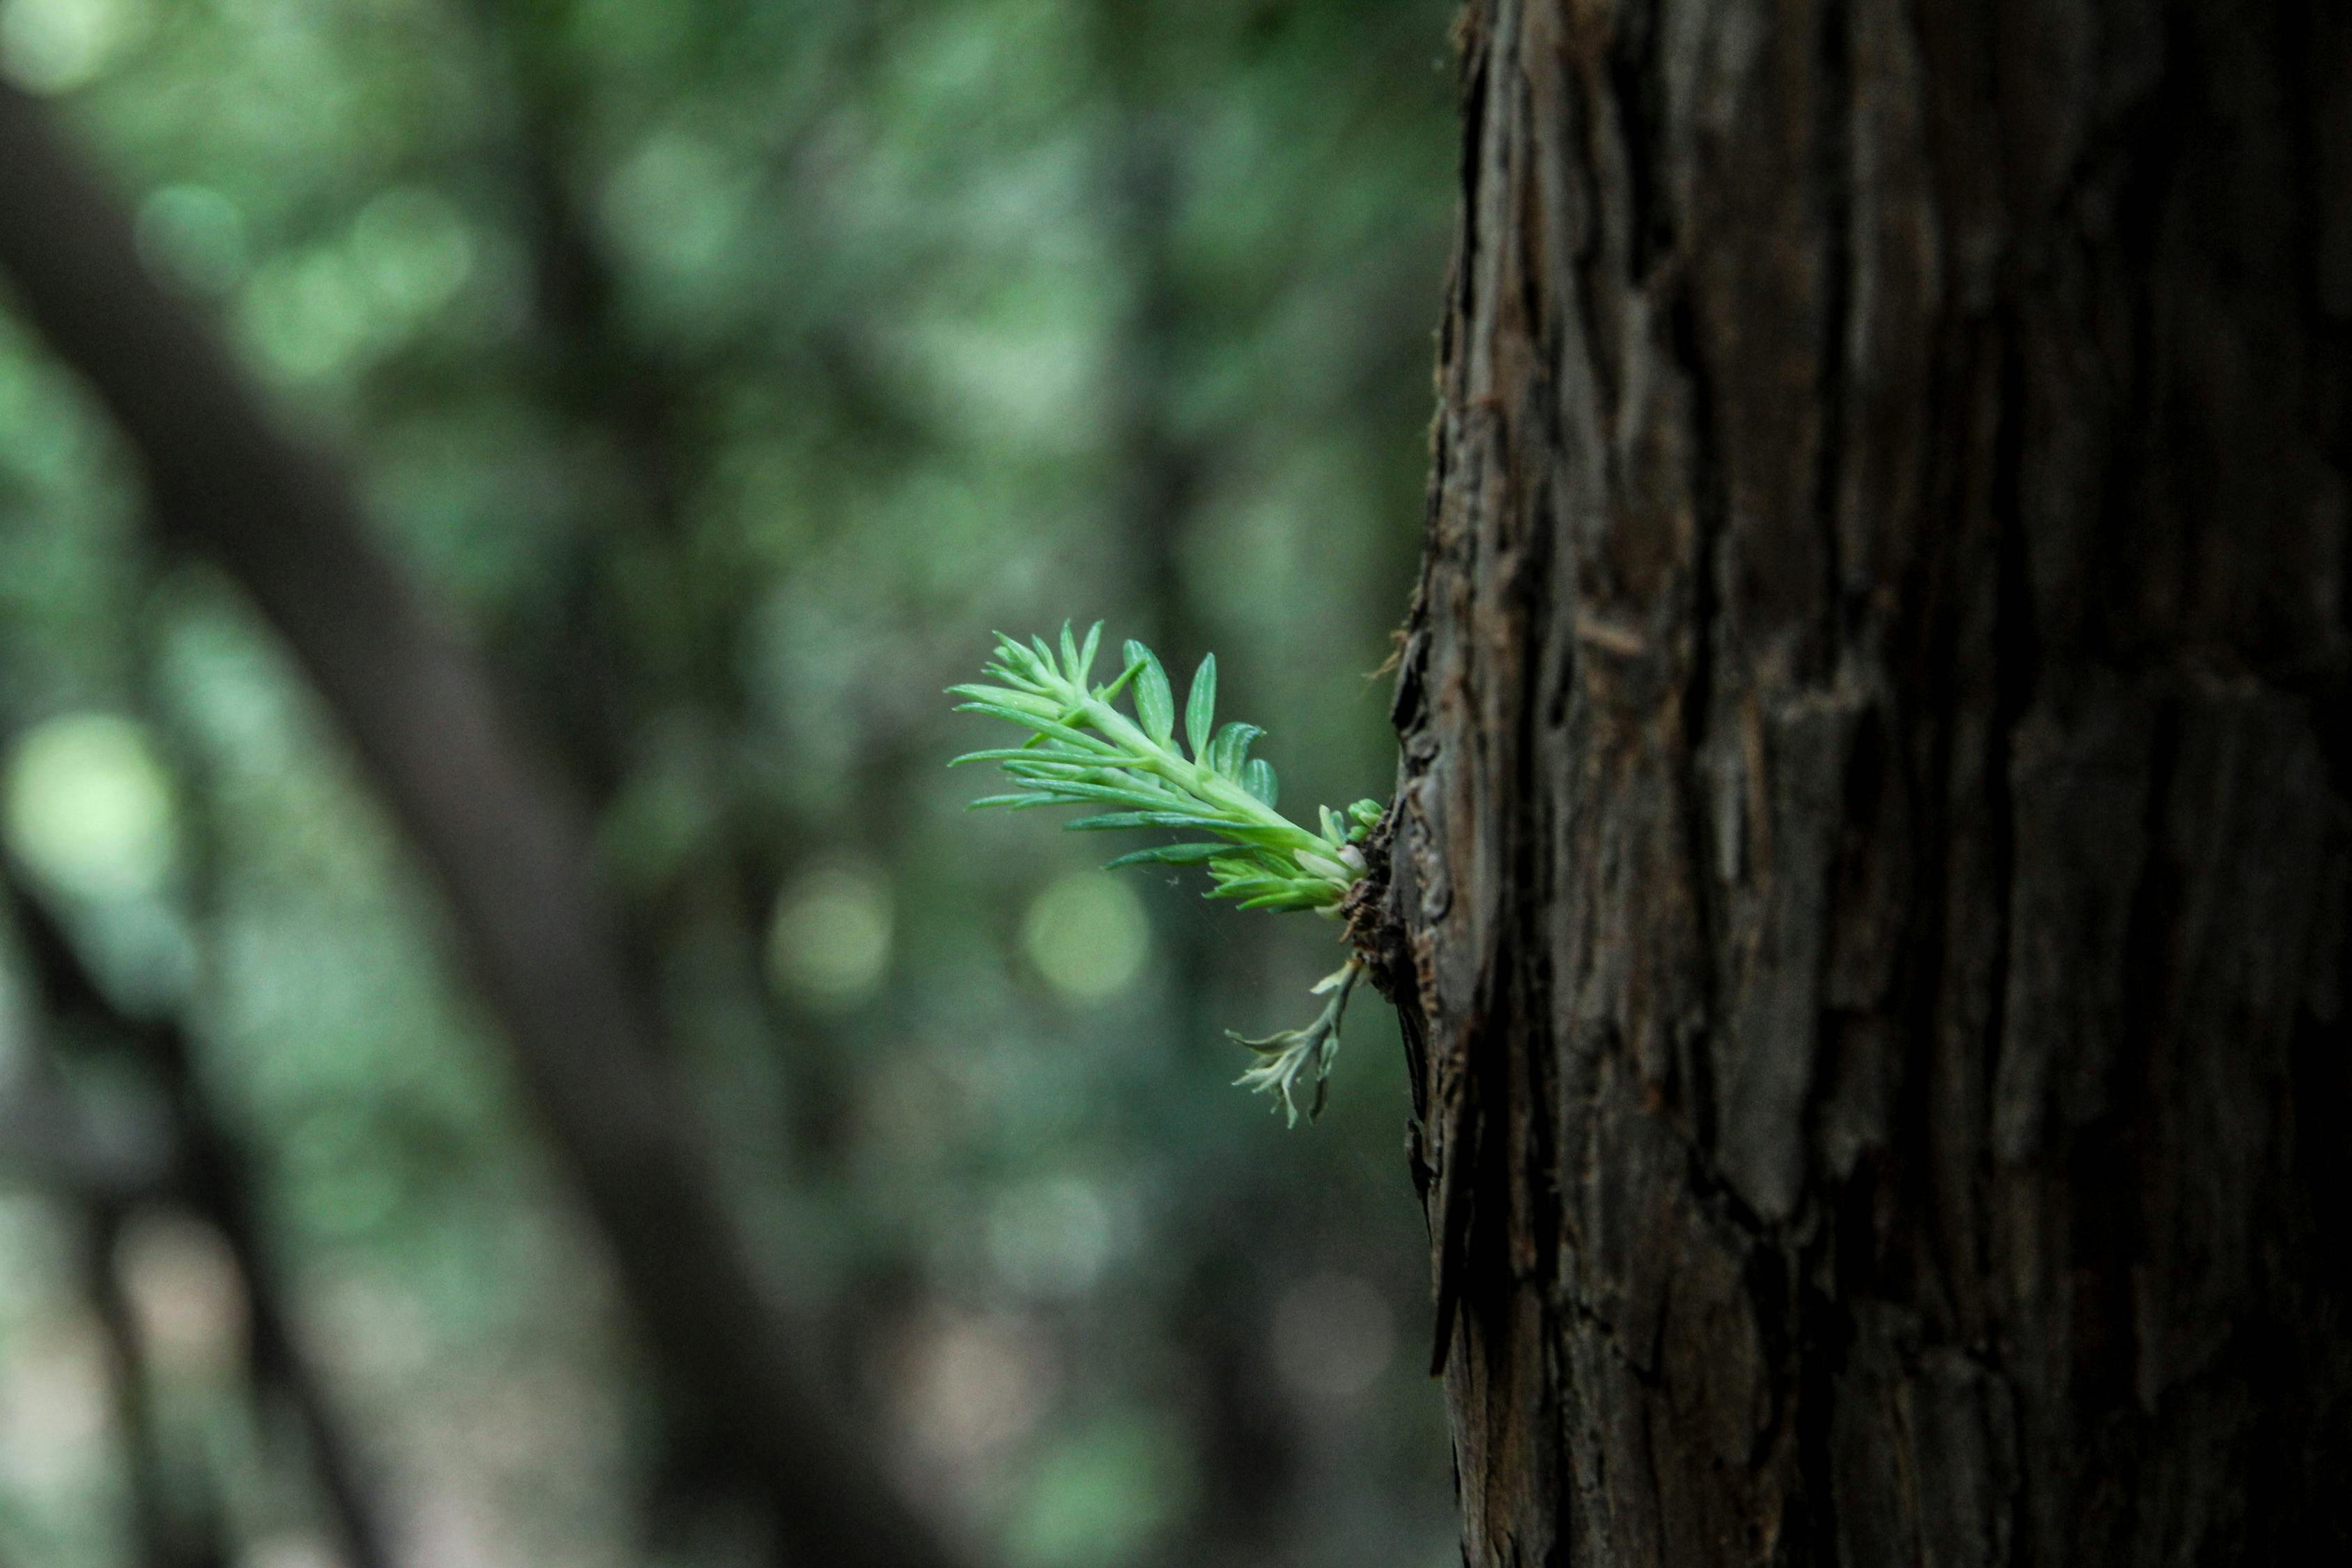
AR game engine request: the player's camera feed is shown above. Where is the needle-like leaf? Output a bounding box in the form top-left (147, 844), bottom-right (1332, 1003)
top-left (1102, 843), bottom-right (1235, 869)
top-left (1185, 653), bottom-right (1216, 760)
top-left (1206, 722), bottom-right (1262, 780)
top-left (1124, 640), bottom-right (1176, 744)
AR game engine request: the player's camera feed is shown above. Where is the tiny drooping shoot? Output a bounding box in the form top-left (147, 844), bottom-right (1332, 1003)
top-left (950, 622), bottom-right (1384, 1123)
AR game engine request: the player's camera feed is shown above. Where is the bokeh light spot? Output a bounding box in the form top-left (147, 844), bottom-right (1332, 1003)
top-left (117, 1212), bottom-right (247, 1378)
top-left (134, 184), bottom-right (249, 295)
top-left (239, 249), bottom-right (372, 380)
top-left (895, 1311), bottom-right (1052, 1466)
top-left (1270, 1270), bottom-right (1396, 1402)
top-left (349, 187), bottom-right (474, 320)
top-left (986, 1177), bottom-right (1110, 1298)
top-left (1021, 873), bottom-right (1147, 1001)
top-left (3, 712), bottom-right (176, 899)
top-left (602, 128), bottom-right (743, 282)
top-left (767, 864), bottom-right (893, 1009)
top-left (1006, 1413), bottom-right (1191, 1568)
top-left (0, 0), bottom-right (148, 94)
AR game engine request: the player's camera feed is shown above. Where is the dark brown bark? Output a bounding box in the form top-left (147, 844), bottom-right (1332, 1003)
top-left (1383, 1), bottom-right (2352, 1562)
top-left (0, 82), bottom-right (975, 1568)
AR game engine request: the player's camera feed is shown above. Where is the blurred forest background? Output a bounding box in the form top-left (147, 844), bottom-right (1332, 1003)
top-left (0, 1), bottom-right (1461, 1566)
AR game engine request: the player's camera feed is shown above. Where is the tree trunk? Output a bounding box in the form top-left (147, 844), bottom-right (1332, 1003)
top-left (1380, 1), bottom-right (2352, 1561)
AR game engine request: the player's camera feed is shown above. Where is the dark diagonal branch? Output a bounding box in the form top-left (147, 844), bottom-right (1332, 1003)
top-left (0, 83), bottom-right (973, 1568)
top-left (6, 878), bottom-right (388, 1568)
top-left (82, 1197), bottom-right (230, 1568)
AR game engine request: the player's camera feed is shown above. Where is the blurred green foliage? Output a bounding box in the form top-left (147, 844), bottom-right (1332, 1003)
top-left (0, 0), bottom-right (1459, 1564)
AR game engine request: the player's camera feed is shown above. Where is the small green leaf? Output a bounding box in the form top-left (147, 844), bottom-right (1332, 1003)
top-left (1019, 778), bottom-right (1177, 808)
top-left (953, 747), bottom-right (1150, 768)
top-left (953, 702), bottom-right (1096, 749)
top-left (1236, 888), bottom-right (1337, 912)
top-left (1207, 722), bottom-right (1263, 779)
top-left (1228, 1027), bottom-right (1307, 1054)
top-left (1103, 843), bottom-right (1233, 869)
top-left (992, 633), bottom-right (1047, 679)
top-left (1205, 873), bottom-right (1294, 898)
top-left (1077, 620), bottom-right (1103, 685)
top-left (1185, 653), bottom-right (1216, 760)
top-left (1243, 758), bottom-right (1278, 807)
top-left (967, 792), bottom-right (1059, 809)
top-left (1130, 811), bottom-right (1274, 833)
top-left (946, 683), bottom-right (1054, 714)
top-left (1062, 812), bottom-right (1160, 831)
top-left (995, 763), bottom-right (1121, 787)
top-left (1096, 656), bottom-right (1144, 704)
top-left (1123, 639), bottom-right (1175, 744)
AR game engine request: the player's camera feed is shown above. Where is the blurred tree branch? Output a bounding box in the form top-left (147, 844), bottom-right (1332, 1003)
top-left (463, 0), bottom-right (944, 1179)
top-left (0, 941), bottom-right (214, 1568)
top-left (82, 1197), bottom-right (229, 1568)
top-left (0, 1088), bottom-right (172, 1199)
top-left (0, 81), bottom-right (975, 1568)
top-left (1, 879), bottom-right (367, 1568)
top-left (2, 876), bottom-right (374, 1568)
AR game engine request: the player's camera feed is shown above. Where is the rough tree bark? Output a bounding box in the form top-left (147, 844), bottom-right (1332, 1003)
top-left (1378, 1), bottom-right (2352, 1562)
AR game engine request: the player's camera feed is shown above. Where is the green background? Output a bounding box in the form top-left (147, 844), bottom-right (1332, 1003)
top-left (0, 1), bottom-right (1459, 1563)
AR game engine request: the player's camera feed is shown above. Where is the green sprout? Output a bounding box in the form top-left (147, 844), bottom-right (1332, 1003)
top-left (951, 622), bottom-right (1384, 1123)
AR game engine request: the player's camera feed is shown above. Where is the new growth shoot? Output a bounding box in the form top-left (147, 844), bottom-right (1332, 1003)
top-left (951, 622), bottom-right (1383, 1123)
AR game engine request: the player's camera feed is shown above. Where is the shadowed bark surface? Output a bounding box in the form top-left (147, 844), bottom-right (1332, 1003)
top-left (1381, 0), bottom-right (2352, 1560)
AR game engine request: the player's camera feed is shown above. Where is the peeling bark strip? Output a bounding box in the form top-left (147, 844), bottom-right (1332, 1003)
top-left (1382, 0), bottom-right (2352, 1561)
